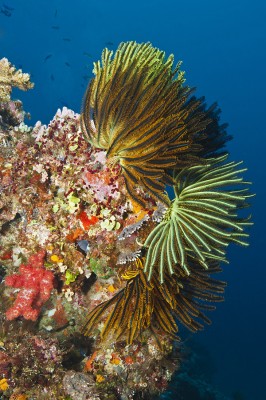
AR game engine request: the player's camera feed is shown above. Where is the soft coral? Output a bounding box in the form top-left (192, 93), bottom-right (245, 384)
top-left (5, 249), bottom-right (54, 321)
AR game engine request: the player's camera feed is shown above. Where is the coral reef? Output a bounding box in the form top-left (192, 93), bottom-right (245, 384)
top-left (0, 42), bottom-right (252, 399)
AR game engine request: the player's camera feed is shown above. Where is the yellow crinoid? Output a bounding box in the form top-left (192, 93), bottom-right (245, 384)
top-left (81, 41), bottom-right (209, 206)
top-left (82, 257), bottom-right (226, 344)
top-left (82, 258), bottom-right (155, 344)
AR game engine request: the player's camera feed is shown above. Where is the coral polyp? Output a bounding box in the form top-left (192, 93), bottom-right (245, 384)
top-left (0, 42), bottom-right (252, 399)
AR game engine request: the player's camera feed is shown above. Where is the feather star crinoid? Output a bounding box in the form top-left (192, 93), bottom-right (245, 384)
top-left (81, 41), bottom-right (253, 344)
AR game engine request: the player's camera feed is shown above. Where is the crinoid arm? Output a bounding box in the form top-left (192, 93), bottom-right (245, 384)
top-left (82, 259), bottom-right (155, 345)
top-left (144, 153), bottom-right (253, 283)
top-left (81, 41), bottom-right (211, 206)
top-left (152, 259), bottom-right (226, 333)
top-left (82, 257), bottom-right (227, 343)
top-left (80, 41), bottom-right (253, 357)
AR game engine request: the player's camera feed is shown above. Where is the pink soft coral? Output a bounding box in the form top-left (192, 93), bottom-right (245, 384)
top-left (5, 250), bottom-right (54, 321)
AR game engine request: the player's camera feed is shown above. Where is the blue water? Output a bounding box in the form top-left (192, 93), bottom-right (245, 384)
top-left (1, 1), bottom-right (265, 399)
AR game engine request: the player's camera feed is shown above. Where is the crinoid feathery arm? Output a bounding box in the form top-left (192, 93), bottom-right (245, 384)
top-left (80, 42), bottom-right (253, 349)
top-left (81, 41), bottom-right (210, 206)
top-left (143, 154), bottom-right (253, 283)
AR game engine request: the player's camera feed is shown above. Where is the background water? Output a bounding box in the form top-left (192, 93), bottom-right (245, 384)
top-left (1, 1), bottom-right (265, 399)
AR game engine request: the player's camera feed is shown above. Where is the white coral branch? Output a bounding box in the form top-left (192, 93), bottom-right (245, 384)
top-left (0, 57), bottom-right (34, 102)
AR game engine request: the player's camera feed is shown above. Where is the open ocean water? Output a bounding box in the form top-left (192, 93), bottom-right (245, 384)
top-left (1, 1), bottom-right (265, 399)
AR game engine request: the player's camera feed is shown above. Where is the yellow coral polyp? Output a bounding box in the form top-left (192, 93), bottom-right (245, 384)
top-left (96, 374), bottom-right (105, 383)
top-left (0, 377), bottom-right (9, 391)
top-left (50, 254), bottom-right (63, 263)
top-left (107, 284), bottom-right (116, 293)
top-left (130, 198), bottom-right (145, 215)
top-left (110, 357), bottom-right (120, 365)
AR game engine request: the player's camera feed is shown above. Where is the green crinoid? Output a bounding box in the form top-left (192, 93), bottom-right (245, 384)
top-left (144, 154), bottom-right (253, 283)
top-left (81, 41), bottom-right (210, 206)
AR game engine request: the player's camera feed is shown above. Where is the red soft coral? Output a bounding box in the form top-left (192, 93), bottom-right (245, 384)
top-left (5, 249), bottom-right (54, 321)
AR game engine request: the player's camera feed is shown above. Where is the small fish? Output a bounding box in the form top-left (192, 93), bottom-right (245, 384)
top-left (50, 74), bottom-right (55, 81)
top-left (54, 9), bottom-right (57, 17)
top-left (51, 25), bottom-right (60, 30)
top-left (105, 41), bottom-right (114, 46)
top-left (83, 51), bottom-right (92, 58)
top-left (3, 4), bottom-right (14, 10)
top-left (83, 75), bottom-right (89, 80)
top-left (77, 240), bottom-right (90, 255)
top-left (65, 62), bottom-right (71, 67)
top-left (63, 38), bottom-right (71, 42)
top-left (44, 54), bottom-right (52, 62)
top-left (0, 8), bottom-right (11, 16)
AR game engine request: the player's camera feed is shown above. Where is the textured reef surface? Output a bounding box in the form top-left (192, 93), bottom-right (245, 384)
top-left (0, 43), bottom-right (252, 399)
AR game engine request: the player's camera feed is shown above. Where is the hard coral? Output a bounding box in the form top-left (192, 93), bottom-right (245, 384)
top-left (0, 58), bottom-right (34, 102)
top-left (0, 331), bottom-right (63, 394)
top-left (5, 250), bottom-right (54, 321)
